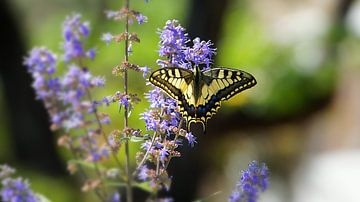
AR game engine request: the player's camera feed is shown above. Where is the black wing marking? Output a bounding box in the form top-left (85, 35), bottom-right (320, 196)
top-left (190, 67), bottom-right (256, 130)
top-left (149, 67), bottom-right (196, 130)
top-left (202, 67), bottom-right (257, 101)
top-left (149, 67), bottom-right (193, 100)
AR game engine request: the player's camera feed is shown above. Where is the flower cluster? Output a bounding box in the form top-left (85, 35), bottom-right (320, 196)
top-left (157, 19), bottom-right (188, 67)
top-left (63, 14), bottom-right (95, 61)
top-left (106, 9), bottom-right (148, 25)
top-left (157, 19), bottom-right (216, 71)
top-left (24, 14), bottom-right (120, 200)
top-left (136, 20), bottom-right (216, 193)
top-left (229, 161), bottom-right (269, 202)
top-left (0, 165), bottom-right (39, 202)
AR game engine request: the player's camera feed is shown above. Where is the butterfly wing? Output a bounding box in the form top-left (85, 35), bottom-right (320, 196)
top-left (149, 67), bottom-right (257, 132)
top-left (149, 67), bottom-right (196, 128)
top-left (192, 67), bottom-right (256, 129)
top-left (149, 67), bottom-right (193, 100)
top-left (202, 67), bottom-right (257, 101)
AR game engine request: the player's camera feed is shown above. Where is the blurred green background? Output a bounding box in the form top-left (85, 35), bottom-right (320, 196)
top-left (1, 0), bottom-right (360, 201)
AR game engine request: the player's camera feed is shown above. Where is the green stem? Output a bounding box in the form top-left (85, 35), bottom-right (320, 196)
top-left (133, 131), bottom-right (157, 176)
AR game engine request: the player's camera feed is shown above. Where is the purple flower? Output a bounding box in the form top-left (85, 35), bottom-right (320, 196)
top-left (101, 33), bottom-right (113, 45)
top-left (135, 13), bottom-right (148, 24)
top-left (185, 132), bottom-right (197, 147)
top-left (229, 161), bottom-right (269, 202)
top-left (139, 66), bottom-right (151, 78)
top-left (63, 14), bottom-right (93, 61)
top-left (138, 166), bottom-right (149, 181)
top-left (24, 47), bottom-right (57, 74)
top-left (119, 96), bottom-right (129, 108)
top-left (102, 96), bottom-right (113, 106)
top-left (229, 191), bottom-right (241, 202)
top-left (159, 147), bottom-right (169, 162)
top-left (1, 177), bottom-right (38, 202)
top-left (111, 192), bottom-right (121, 202)
top-left (86, 48), bottom-right (96, 60)
top-left (183, 37), bottom-right (216, 70)
top-left (157, 19), bottom-right (188, 67)
top-left (91, 76), bottom-right (105, 87)
top-left (105, 10), bottom-right (119, 19)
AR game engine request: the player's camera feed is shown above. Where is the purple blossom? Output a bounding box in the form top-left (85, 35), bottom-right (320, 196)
top-left (86, 48), bottom-right (96, 60)
top-left (24, 47), bottom-right (57, 75)
top-left (63, 14), bottom-right (93, 61)
top-left (102, 96), bottom-right (113, 106)
top-left (1, 178), bottom-right (38, 202)
top-left (24, 48), bottom-right (59, 101)
top-left (105, 10), bottom-right (119, 19)
top-left (91, 76), bottom-right (105, 87)
top-left (101, 33), bottom-right (113, 45)
top-left (157, 20), bottom-right (216, 71)
top-left (135, 13), bottom-right (148, 24)
top-left (159, 147), bottom-right (169, 162)
top-left (183, 37), bottom-right (216, 70)
top-left (140, 140), bottom-right (153, 151)
top-left (229, 161), bottom-right (269, 202)
top-left (111, 192), bottom-right (121, 202)
top-left (100, 115), bottom-right (111, 125)
top-left (185, 132), bottom-right (197, 147)
top-left (139, 66), bottom-right (151, 78)
top-left (138, 166), bottom-right (149, 181)
top-left (119, 96), bottom-right (129, 108)
top-left (142, 87), bottom-right (180, 133)
top-left (157, 19), bottom-right (188, 67)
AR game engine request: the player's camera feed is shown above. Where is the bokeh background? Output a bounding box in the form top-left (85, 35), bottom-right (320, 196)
top-left (1, 0), bottom-right (360, 201)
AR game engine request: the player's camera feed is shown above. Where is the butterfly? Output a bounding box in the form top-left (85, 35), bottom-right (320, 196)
top-left (149, 65), bottom-right (257, 132)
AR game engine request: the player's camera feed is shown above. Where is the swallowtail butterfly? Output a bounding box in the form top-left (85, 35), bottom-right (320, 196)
top-left (149, 65), bottom-right (256, 132)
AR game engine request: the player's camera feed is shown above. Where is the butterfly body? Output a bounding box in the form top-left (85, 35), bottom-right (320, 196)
top-left (149, 66), bottom-right (256, 132)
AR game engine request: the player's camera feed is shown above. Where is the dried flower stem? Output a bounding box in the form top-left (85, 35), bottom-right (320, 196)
top-left (123, 0), bottom-right (133, 201)
top-left (134, 131), bottom-right (157, 175)
top-left (164, 119), bottom-right (184, 170)
top-left (69, 143), bottom-right (106, 202)
top-left (85, 89), bottom-right (125, 173)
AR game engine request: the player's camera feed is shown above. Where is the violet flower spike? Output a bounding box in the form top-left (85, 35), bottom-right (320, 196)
top-left (63, 14), bottom-right (93, 61)
top-left (157, 19), bottom-right (188, 67)
top-left (229, 161), bottom-right (269, 202)
top-left (183, 37), bottom-right (216, 70)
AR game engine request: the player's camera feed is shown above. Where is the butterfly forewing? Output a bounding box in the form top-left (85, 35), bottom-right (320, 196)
top-left (149, 67), bottom-right (193, 100)
top-left (149, 67), bottom-right (196, 128)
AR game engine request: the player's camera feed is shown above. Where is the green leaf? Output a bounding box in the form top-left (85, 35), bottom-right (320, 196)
top-left (106, 182), bottom-right (127, 187)
top-left (130, 136), bottom-right (146, 142)
top-left (120, 136), bottom-right (146, 143)
top-left (106, 182), bottom-right (153, 193)
top-left (69, 160), bottom-right (106, 171)
top-left (192, 191), bottom-right (222, 202)
top-left (133, 182), bottom-right (153, 193)
top-left (36, 193), bottom-right (51, 202)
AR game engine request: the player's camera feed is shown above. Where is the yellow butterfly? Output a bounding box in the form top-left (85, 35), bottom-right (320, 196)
top-left (149, 65), bottom-right (256, 131)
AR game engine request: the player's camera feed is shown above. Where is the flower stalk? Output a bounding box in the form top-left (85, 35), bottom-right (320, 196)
top-left (123, 0), bottom-right (133, 201)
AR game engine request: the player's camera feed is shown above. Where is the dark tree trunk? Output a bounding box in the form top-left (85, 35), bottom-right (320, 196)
top-left (0, 0), bottom-right (64, 175)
